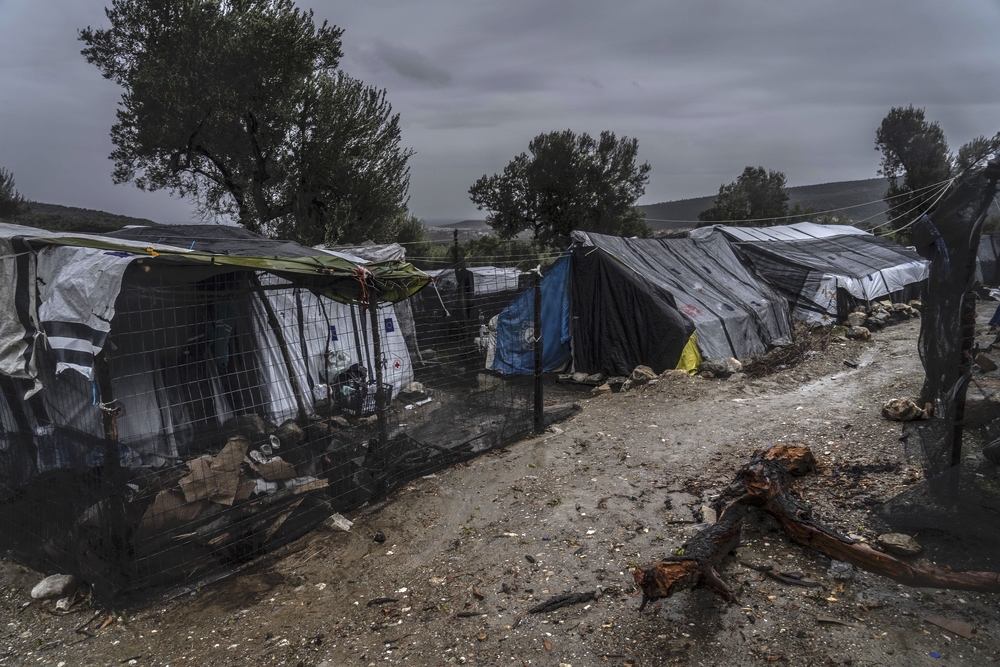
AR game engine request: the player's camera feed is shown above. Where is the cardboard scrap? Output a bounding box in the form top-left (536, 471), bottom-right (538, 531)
top-left (252, 456), bottom-right (298, 481)
top-left (924, 615), bottom-right (978, 639)
top-left (233, 475), bottom-right (256, 504)
top-left (138, 489), bottom-right (207, 539)
top-left (178, 455), bottom-right (217, 503)
top-left (209, 436), bottom-right (250, 505)
top-left (286, 476), bottom-right (329, 494)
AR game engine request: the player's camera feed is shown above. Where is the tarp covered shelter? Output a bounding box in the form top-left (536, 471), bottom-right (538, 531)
top-left (0, 222), bottom-right (430, 595)
top-left (570, 231), bottom-right (793, 369)
top-left (492, 231), bottom-right (792, 377)
top-left (697, 222), bottom-right (929, 323)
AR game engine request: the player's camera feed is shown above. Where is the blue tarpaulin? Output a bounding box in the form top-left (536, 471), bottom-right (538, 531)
top-left (492, 256), bottom-right (572, 375)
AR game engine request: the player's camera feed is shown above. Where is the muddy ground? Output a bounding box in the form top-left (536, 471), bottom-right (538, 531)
top-left (3, 305), bottom-right (1000, 667)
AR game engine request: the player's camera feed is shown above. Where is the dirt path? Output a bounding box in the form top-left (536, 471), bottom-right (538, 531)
top-left (3, 313), bottom-right (1000, 666)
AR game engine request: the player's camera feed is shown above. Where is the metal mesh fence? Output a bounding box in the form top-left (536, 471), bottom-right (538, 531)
top-left (0, 252), bottom-right (549, 599)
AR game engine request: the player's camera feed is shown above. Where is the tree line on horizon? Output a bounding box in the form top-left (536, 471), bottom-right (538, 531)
top-left (0, 0), bottom-right (997, 251)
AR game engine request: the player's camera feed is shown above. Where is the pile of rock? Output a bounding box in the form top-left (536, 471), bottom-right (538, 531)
top-left (591, 364), bottom-right (695, 394)
top-left (842, 299), bottom-right (921, 340)
top-left (698, 357), bottom-right (742, 379)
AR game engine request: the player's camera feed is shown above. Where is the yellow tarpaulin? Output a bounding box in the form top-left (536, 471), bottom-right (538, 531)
top-left (676, 332), bottom-right (702, 374)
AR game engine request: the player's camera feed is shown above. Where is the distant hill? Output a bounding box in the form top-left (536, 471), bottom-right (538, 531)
top-left (638, 178), bottom-right (891, 232)
top-left (15, 202), bottom-right (158, 233)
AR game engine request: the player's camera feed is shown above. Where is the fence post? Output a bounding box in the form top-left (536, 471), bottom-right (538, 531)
top-left (533, 268), bottom-right (544, 434)
top-left (367, 288), bottom-right (388, 459)
top-left (95, 349), bottom-right (121, 470)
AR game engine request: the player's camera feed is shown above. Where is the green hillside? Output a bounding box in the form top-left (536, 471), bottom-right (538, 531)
top-left (639, 178), bottom-right (891, 232)
top-left (14, 202), bottom-right (158, 233)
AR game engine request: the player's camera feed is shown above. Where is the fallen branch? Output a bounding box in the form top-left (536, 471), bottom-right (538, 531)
top-left (528, 590), bottom-right (598, 614)
top-left (633, 445), bottom-right (1000, 609)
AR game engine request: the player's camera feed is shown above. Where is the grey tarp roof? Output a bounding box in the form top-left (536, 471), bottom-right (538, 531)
top-left (571, 231), bottom-right (793, 360)
top-left (699, 224), bottom-right (928, 322)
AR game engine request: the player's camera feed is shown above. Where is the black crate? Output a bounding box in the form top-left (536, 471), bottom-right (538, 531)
top-left (342, 382), bottom-right (393, 416)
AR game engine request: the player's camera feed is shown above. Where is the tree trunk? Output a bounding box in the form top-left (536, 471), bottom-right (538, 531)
top-left (633, 445), bottom-right (1000, 610)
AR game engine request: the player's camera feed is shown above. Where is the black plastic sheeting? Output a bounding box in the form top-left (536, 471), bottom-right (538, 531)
top-left (727, 234), bottom-right (927, 322)
top-left (979, 233), bottom-right (1000, 286)
top-left (570, 232), bottom-right (793, 364)
top-left (569, 245), bottom-right (693, 376)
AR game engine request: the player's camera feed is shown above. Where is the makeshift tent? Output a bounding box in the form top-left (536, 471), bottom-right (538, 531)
top-left (696, 222), bottom-right (929, 323)
top-left (0, 222), bottom-right (430, 595)
top-left (570, 232), bottom-right (793, 369)
top-left (491, 232), bottom-right (792, 377)
top-left (491, 257), bottom-right (571, 375)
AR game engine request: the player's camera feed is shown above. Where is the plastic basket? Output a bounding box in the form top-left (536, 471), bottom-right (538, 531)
top-left (342, 382), bottom-right (393, 417)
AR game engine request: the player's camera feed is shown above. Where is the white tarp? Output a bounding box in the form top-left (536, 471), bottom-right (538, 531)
top-left (692, 222), bottom-right (869, 243)
top-left (0, 237), bottom-right (37, 379)
top-left (254, 275), bottom-right (413, 425)
top-left (35, 245), bottom-right (137, 378)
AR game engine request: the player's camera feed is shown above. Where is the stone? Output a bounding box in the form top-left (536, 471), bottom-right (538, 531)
top-left (699, 358), bottom-right (742, 378)
top-left (590, 383), bottom-right (611, 395)
top-left (628, 365), bottom-right (656, 384)
top-left (877, 533), bottom-right (922, 557)
top-left (827, 560), bottom-right (856, 581)
top-left (274, 420), bottom-right (304, 448)
top-left (585, 373), bottom-right (604, 384)
top-left (700, 505), bottom-right (717, 524)
top-left (908, 299), bottom-right (922, 312)
top-left (330, 416), bottom-right (350, 429)
top-left (845, 312), bottom-right (867, 328)
top-left (872, 311), bottom-right (891, 324)
top-left (607, 376), bottom-right (628, 390)
top-left (420, 349), bottom-right (437, 360)
top-left (659, 369), bottom-right (691, 380)
top-left (31, 574), bottom-right (76, 600)
top-left (621, 366), bottom-right (656, 391)
top-left (891, 302), bottom-right (910, 312)
top-left (881, 397), bottom-right (932, 421)
top-left (571, 372), bottom-right (590, 383)
top-left (845, 326), bottom-right (870, 341)
top-left (400, 381), bottom-right (427, 398)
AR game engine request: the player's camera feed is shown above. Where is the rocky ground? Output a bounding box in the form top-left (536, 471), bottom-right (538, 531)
top-left (3, 304), bottom-right (1000, 667)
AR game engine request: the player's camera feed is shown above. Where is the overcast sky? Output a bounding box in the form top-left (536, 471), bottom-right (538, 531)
top-left (1, 0), bottom-right (999, 224)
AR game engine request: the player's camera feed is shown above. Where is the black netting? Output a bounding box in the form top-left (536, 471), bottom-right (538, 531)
top-left (876, 162), bottom-right (1000, 569)
top-left (0, 251), bottom-right (550, 599)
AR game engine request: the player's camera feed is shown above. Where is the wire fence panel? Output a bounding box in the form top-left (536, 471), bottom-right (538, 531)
top-left (0, 255), bottom-right (546, 599)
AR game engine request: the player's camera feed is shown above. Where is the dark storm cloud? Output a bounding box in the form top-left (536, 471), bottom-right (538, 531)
top-left (369, 41), bottom-right (451, 87)
top-left (1, 0), bottom-right (999, 222)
